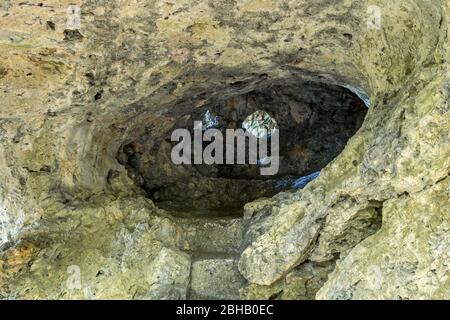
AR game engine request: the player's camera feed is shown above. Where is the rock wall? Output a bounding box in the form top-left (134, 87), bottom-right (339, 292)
top-left (0, 0), bottom-right (448, 299)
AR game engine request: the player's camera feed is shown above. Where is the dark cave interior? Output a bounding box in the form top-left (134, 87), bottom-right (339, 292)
top-left (117, 81), bottom-right (367, 217)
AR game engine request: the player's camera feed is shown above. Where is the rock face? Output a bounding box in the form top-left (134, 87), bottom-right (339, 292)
top-left (0, 0), bottom-right (449, 300)
top-left (191, 259), bottom-right (245, 300)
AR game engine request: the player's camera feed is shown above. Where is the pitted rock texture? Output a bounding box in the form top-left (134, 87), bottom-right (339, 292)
top-left (190, 259), bottom-right (245, 300)
top-left (118, 81), bottom-right (366, 210)
top-left (0, 0), bottom-right (449, 300)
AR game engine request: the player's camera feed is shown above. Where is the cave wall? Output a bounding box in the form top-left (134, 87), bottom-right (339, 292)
top-left (118, 81), bottom-right (367, 210)
top-left (0, 0), bottom-right (448, 299)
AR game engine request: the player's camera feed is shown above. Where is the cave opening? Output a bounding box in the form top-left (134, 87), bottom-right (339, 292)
top-left (117, 80), bottom-right (368, 218)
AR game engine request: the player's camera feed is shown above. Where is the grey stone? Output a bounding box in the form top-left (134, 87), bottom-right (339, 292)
top-left (190, 259), bottom-right (246, 300)
top-left (146, 247), bottom-right (191, 300)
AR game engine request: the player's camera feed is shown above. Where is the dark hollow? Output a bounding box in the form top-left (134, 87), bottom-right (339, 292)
top-left (117, 81), bottom-right (367, 216)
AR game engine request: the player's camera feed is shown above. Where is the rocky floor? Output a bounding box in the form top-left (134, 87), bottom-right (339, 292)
top-left (0, 196), bottom-right (248, 300)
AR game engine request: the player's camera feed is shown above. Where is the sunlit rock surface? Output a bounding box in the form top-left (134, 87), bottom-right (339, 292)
top-left (0, 0), bottom-right (449, 299)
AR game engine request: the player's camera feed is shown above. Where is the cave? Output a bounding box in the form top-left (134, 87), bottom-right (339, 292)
top-left (0, 0), bottom-right (448, 302)
top-left (117, 81), bottom-right (367, 217)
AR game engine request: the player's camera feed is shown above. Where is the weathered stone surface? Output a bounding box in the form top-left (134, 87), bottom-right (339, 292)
top-left (317, 177), bottom-right (450, 300)
top-left (175, 217), bottom-right (244, 255)
top-left (191, 259), bottom-right (246, 300)
top-left (281, 262), bottom-right (335, 300)
top-left (0, 0), bottom-right (448, 300)
top-left (146, 247), bottom-right (191, 300)
top-left (0, 197), bottom-right (191, 299)
top-left (239, 261), bottom-right (335, 300)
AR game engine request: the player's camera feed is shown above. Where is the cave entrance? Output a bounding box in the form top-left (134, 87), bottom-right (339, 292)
top-left (117, 81), bottom-right (368, 218)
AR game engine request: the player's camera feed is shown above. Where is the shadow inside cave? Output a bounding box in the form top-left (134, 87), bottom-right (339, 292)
top-left (117, 80), bottom-right (368, 218)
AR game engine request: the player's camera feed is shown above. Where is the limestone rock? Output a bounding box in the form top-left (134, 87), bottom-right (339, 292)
top-left (317, 177), bottom-right (450, 300)
top-left (239, 261), bottom-right (335, 300)
top-left (146, 247), bottom-right (191, 300)
top-left (0, 0), bottom-right (448, 300)
top-left (191, 259), bottom-right (246, 300)
top-left (175, 217), bottom-right (244, 255)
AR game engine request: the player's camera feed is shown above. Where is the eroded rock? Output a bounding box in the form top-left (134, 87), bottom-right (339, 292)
top-left (191, 259), bottom-right (246, 300)
top-left (0, 0), bottom-right (448, 300)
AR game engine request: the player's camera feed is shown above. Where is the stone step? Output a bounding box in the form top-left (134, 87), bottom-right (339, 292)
top-left (173, 216), bottom-right (244, 255)
top-left (189, 258), bottom-right (246, 300)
